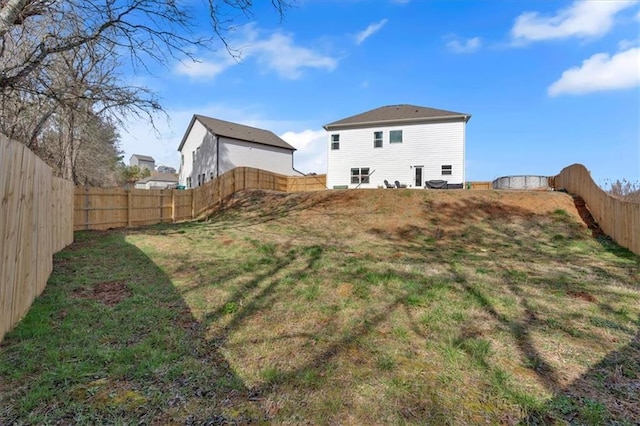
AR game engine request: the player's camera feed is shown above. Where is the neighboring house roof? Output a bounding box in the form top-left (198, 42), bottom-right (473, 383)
top-left (135, 173), bottom-right (179, 184)
top-left (324, 104), bottom-right (471, 130)
top-left (131, 154), bottom-right (156, 162)
top-left (178, 114), bottom-right (296, 152)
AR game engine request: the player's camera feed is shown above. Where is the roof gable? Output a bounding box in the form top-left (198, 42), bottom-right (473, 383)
top-left (324, 104), bottom-right (471, 130)
top-left (178, 115), bottom-right (295, 152)
top-left (131, 154), bottom-right (155, 162)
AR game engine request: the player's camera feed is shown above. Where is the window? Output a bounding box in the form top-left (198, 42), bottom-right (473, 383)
top-left (197, 174), bottom-right (201, 186)
top-left (181, 154), bottom-right (184, 165)
top-left (373, 131), bottom-right (383, 148)
top-left (389, 130), bottom-right (403, 143)
top-left (331, 134), bottom-right (340, 150)
top-left (210, 172), bottom-right (214, 180)
top-left (202, 174), bottom-right (206, 184)
top-left (350, 167), bottom-right (370, 184)
top-left (186, 177), bottom-right (191, 188)
top-left (442, 165), bottom-right (452, 175)
top-left (192, 151), bottom-right (195, 164)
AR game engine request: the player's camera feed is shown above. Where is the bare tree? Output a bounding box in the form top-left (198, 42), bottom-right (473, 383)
top-left (0, 0), bottom-right (290, 183)
top-left (1, 27), bottom-right (162, 184)
top-left (0, 0), bottom-right (290, 92)
top-left (603, 179), bottom-right (640, 202)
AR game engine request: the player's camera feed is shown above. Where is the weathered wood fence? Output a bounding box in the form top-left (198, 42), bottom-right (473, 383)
top-left (468, 181), bottom-right (492, 190)
top-left (1, 136), bottom-right (74, 341)
top-left (555, 164), bottom-right (639, 255)
top-left (74, 167), bottom-right (327, 230)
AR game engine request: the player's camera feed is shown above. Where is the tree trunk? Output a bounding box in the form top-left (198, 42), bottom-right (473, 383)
top-left (0, 0), bottom-right (30, 37)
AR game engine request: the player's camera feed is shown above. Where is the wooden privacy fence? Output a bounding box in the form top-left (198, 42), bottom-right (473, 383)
top-left (468, 181), bottom-right (492, 190)
top-left (75, 167), bottom-right (327, 230)
top-left (1, 136), bottom-right (74, 341)
top-left (555, 164), bottom-right (640, 256)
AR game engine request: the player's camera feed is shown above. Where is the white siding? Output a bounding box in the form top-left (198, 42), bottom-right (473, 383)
top-left (219, 137), bottom-right (296, 176)
top-left (179, 119), bottom-right (298, 187)
top-left (178, 120), bottom-right (208, 187)
top-left (134, 180), bottom-right (177, 190)
top-left (326, 121), bottom-right (466, 189)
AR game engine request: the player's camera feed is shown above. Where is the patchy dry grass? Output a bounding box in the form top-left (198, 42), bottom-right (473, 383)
top-left (1, 189), bottom-right (638, 425)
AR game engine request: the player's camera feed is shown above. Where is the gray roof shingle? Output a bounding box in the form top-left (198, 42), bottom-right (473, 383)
top-left (178, 115), bottom-right (295, 151)
top-left (324, 104), bottom-right (470, 129)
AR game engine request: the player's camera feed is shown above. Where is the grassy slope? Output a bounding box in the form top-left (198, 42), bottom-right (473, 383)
top-left (1, 189), bottom-right (638, 425)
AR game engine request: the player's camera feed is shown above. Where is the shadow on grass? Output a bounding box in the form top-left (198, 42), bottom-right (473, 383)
top-left (572, 195), bottom-right (639, 262)
top-left (523, 328), bottom-right (640, 424)
top-left (3, 191), bottom-right (637, 424)
top-left (204, 189), bottom-right (360, 230)
top-left (368, 196), bottom-right (640, 422)
top-left (0, 230), bottom-right (264, 424)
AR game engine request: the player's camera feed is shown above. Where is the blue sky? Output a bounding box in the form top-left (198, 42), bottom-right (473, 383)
top-left (121, 0), bottom-right (640, 185)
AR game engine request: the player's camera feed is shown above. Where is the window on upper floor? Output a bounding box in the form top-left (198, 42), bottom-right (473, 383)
top-left (331, 134), bottom-right (340, 150)
top-left (442, 165), bottom-right (452, 175)
top-left (181, 154), bottom-right (184, 165)
top-left (350, 167), bottom-right (370, 184)
top-left (374, 131), bottom-right (383, 148)
top-left (192, 150), bottom-right (195, 164)
top-left (389, 130), bottom-right (403, 143)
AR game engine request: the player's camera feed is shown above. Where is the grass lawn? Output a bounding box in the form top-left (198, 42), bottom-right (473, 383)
top-left (1, 189), bottom-right (639, 425)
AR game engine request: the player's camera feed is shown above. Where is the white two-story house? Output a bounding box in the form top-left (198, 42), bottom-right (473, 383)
top-left (178, 114), bottom-right (300, 188)
top-left (324, 104), bottom-right (471, 189)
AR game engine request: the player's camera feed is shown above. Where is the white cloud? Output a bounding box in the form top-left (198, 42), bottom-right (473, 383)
top-left (174, 56), bottom-right (236, 79)
top-left (174, 25), bottom-right (337, 80)
top-left (243, 31), bottom-right (337, 79)
top-left (618, 39), bottom-right (640, 50)
top-left (355, 19), bottom-right (388, 45)
top-left (280, 129), bottom-right (327, 174)
top-left (548, 47), bottom-right (640, 96)
top-left (511, 0), bottom-right (638, 42)
top-left (446, 36), bottom-right (481, 53)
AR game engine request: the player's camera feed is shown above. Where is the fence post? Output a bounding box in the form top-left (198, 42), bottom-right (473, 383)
top-left (232, 170), bottom-right (236, 194)
top-left (127, 190), bottom-right (132, 227)
top-left (171, 190), bottom-right (176, 223)
top-left (191, 189), bottom-right (195, 219)
top-left (84, 185), bottom-right (90, 231)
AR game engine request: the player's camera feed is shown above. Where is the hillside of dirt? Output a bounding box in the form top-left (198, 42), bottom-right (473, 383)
top-left (217, 187), bottom-right (588, 235)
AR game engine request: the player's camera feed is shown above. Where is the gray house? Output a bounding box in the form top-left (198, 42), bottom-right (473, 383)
top-left (177, 114), bottom-right (301, 188)
top-left (134, 173), bottom-right (179, 190)
top-left (130, 154), bottom-right (156, 171)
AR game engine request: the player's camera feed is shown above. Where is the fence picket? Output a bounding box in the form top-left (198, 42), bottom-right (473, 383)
top-left (555, 164), bottom-right (639, 255)
top-left (0, 136), bottom-right (73, 341)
